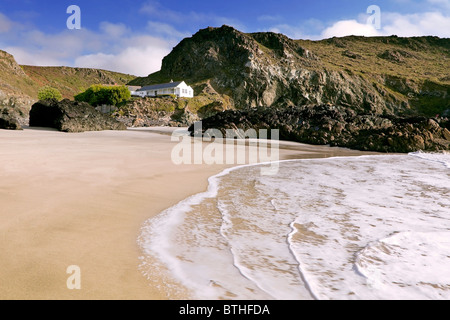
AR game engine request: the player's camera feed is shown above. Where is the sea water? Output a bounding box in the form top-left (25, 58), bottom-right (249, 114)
top-left (138, 152), bottom-right (450, 300)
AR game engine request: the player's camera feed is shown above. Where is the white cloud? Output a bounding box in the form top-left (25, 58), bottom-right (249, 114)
top-left (317, 10), bottom-right (450, 39)
top-left (140, 1), bottom-right (183, 22)
top-left (269, 24), bottom-right (311, 39)
top-left (427, 0), bottom-right (450, 10)
top-left (0, 12), bottom-right (12, 33)
top-left (74, 35), bottom-right (175, 76)
top-left (3, 28), bottom-right (102, 67)
top-left (264, 2), bottom-right (449, 40)
top-left (99, 22), bottom-right (130, 38)
top-left (266, 19), bottom-right (326, 40)
top-left (321, 20), bottom-right (381, 38)
top-left (146, 21), bottom-right (190, 39)
top-left (4, 46), bottom-right (68, 66)
top-left (382, 11), bottom-right (450, 37)
top-left (140, 0), bottom-right (246, 31)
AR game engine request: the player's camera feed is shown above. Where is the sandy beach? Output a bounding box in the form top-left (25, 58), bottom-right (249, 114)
top-left (0, 127), bottom-right (375, 300)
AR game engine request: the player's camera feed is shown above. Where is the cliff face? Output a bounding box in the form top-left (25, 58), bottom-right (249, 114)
top-left (0, 50), bottom-right (28, 79)
top-left (0, 50), bottom-right (36, 126)
top-left (132, 25), bottom-right (450, 117)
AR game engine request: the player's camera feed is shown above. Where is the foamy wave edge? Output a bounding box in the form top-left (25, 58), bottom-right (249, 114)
top-left (137, 155), bottom-right (397, 299)
top-left (409, 150), bottom-right (450, 169)
top-left (138, 151), bottom-right (450, 299)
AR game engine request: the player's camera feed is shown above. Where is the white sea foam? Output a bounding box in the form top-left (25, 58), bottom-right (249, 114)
top-left (139, 152), bottom-right (450, 300)
top-left (409, 151), bottom-right (450, 169)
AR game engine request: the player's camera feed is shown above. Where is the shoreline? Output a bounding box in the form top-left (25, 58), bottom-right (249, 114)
top-left (0, 127), bottom-right (379, 300)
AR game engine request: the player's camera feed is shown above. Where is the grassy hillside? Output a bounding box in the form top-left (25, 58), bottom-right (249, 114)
top-left (296, 36), bottom-right (449, 85)
top-left (21, 65), bottom-right (136, 99)
top-left (0, 49), bottom-right (136, 101)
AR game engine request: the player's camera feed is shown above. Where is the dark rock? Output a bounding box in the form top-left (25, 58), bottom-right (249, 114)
top-left (29, 99), bottom-right (127, 132)
top-left (190, 104), bottom-right (450, 153)
top-left (378, 49), bottom-right (417, 63)
top-left (0, 109), bottom-right (22, 130)
top-left (342, 50), bottom-right (362, 59)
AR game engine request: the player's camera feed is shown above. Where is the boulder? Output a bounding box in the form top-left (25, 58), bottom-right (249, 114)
top-left (0, 109), bottom-right (22, 130)
top-left (29, 99), bottom-right (126, 133)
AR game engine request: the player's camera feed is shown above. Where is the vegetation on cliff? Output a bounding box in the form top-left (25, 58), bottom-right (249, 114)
top-left (75, 85), bottom-right (131, 107)
top-left (38, 86), bottom-right (62, 101)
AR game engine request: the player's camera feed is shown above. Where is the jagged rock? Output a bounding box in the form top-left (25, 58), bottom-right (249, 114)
top-left (29, 99), bottom-right (126, 132)
top-left (0, 109), bottom-right (22, 130)
top-left (378, 49), bottom-right (417, 63)
top-left (342, 50), bottom-right (362, 59)
top-left (190, 105), bottom-right (450, 153)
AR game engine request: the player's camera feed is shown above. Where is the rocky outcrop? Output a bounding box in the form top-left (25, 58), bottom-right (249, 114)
top-left (0, 90), bottom-right (34, 126)
top-left (112, 96), bottom-right (196, 127)
top-left (29, 99), bottom-right (126, 132)
top-left (378, 49), bottom-right (417, 64)
top-left (0, 50), bottom-right (28, 78)
top-left (0, 108), bottom-right (22, 130)
top-left (0, 51), bottom-right (36, 125)
top-left (132, 26), bottom-right (449, 117)
top-left (111, 91), bottom-right (232, 127)
top-left (189, 105), bottom-right (450, 153)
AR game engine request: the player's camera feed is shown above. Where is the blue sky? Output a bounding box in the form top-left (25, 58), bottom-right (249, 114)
top-left (0, 0), bottom-right (449, 76)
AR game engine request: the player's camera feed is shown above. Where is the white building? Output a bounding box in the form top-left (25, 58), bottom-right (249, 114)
top-left (133, 81), bottom-right (194, 98)
top-left (128, 86), bottom-right (143, 97)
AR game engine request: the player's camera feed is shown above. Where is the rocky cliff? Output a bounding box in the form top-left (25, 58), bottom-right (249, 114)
top-left (132, 25), bottom-right (449, 117)
top-left (0, 50), bottom-right (36, 127)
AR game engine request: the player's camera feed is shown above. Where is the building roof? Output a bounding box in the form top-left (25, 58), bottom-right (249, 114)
top-left (138, 81), bottom-right (184, 91)
top-left (127, 86), bottom-right (142, 91)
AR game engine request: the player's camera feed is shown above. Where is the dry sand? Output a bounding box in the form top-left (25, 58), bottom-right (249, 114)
top-left (0, 127), bottom-right (375, 300)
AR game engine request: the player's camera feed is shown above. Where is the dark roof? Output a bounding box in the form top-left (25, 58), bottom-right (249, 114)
top-left (138, 81), bottom-right (184, 91)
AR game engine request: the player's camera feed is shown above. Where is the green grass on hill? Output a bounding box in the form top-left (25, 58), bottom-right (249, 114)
top-left (21, 65), bottom-right (136, 100)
